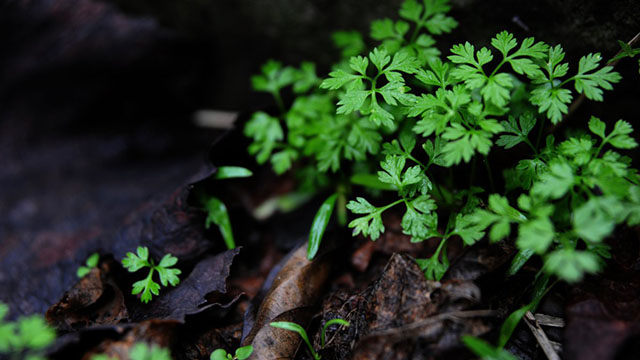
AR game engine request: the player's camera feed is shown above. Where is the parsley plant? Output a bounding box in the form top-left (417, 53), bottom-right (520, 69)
top-left (121, 247), bottom-right (181, 303)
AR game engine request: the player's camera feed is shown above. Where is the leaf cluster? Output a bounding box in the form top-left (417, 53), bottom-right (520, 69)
top-left (121, 247), bottom-right (181, 303)
top-left (0, 303), bottom-right (56, 360)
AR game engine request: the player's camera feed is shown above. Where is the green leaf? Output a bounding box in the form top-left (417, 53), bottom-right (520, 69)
top-left (530, 85), bottom-right (573, 124)
top-left (332, 31), bottom-right (365, 58)
top-left (399, 0), bottom-right (423, 22)
top-left (321, 319), bottom-right (350, 348)
top-left (346, 197), bottom-right (387, 240)
top-left (320, 68), bottom-right (362, 90)
top-left (350, 173), bottom-right (397, 191)
top-left (235, 345), bottom-right (254, 360)
top-left (122, 247), bottom-right (150, 272)
top-left (574, 53), bottom-right (621, 101)
top-left (491, 31), bottom-right (517, 57)
top-left (607, 120), bottom-right (637, 149)
top-left (453, 213), bottom-right (485, 245)
top-left (132, 275), bottom-right (161, 304)
top-left (588, 116), bottom-right (606, 139)
top-left (424, 13), bottom-right (457, 35)
top-left (507, 248), bottom-right (536, 276)
top-left (517, 217), bottom-right (555, 254)
top-left (245, 112), bottom-right (284, 163)
top-left (531, 160), bottom-right (575, 199)
top-left (269, 322), bottom-right (318, 359)
top-left (461, 336), bottom-right (517, 360)
top-left (545, 249), bottom-right (600, 282)
top-left (573, 196), bottom-right (624, 243)
top-left (308, 194), bottom-right (338, 260)
top-left (251, 60), bottom-right (297, 94)
top-left (215, 166), bottom-right (253, 180)
top-left (130, 343), bottom-right (173, 360)
top-left (204, 197), bottom-right (236, 250)
top-left (497, 113), bottom-right (536, 149)
top-left (294, 62), bottom-right (320, 93)
top-left (210, 349), bottom-right (229, 360)
top-left (498, 304), bottom-right (531, 348)
top-left (17, 315), bottom-right (56, 350)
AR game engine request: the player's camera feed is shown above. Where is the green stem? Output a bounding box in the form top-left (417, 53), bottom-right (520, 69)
top-left (272, 90), bottom-right (286, 116)
top-left (469, 156), bottom-right (478, 187)
top-left (483, 155), bottom-right (496, 193)
top-left (489, 58), bottom-right (508, 77)
top-left (523, 138), bottom-right (538, 156)
top-left (336, 185), bottom-right (348, 226)
top-left (535, 115), bottom-right (547, 150)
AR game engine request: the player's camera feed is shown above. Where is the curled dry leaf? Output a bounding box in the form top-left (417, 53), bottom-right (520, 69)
top-left (241, 243), bottom-right (333, 359)
top-left (46, 260), bottom-right (128, 331)
top-left (129, 248), bottom-right (242, 322)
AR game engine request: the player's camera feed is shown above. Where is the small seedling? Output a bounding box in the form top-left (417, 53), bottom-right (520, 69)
top-left (0, 302), bottom-right (56, 360)
top-left (610, 39), bottom-right (640, 73)
top-left (203, 166), bottom-right (253, 250)
top-left (77, 252), bottom-right (100, 278)
top-left (269, 318), bottom-right (350, 359)
top-left (90, 343), bottom-right (172, 360)
top-left (307, 193), bottom-right (338, 260)
top-left (210, 345), bottom-right (253, 360)
top-left (121, 247), bottom-right (181, 303)
top-left (129, 342), bottom-right (173, 360)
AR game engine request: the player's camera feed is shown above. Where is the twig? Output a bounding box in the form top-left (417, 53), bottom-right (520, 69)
top-left (360, 309), bottom-right (497, 339)
top-left (524, 311), bottom-right (561, 360)
top-left (533, 313), bottom-right (565, 328)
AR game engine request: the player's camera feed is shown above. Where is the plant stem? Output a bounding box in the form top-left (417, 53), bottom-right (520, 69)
top-left (535, 115), bottom-right (547, 150)
top-left (483, 155), bottom-right (495, 193)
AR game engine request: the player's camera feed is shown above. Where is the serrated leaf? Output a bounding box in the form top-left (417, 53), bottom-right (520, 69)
top-left (308, 194), bottom-right (338, 260)
top-left (531, 160), bottom-right (574, 199)
top-left (588, 116), bottom-right (606, 138)
top-left (545, 249), bottom-right (600, 282)
top-left (517, 217), bottom-right (554, 254)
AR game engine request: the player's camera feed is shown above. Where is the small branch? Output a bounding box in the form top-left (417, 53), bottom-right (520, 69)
top-left (533, 313), bottom-right (565, 328)
top-left (524, 311), bottom-right (561, 360)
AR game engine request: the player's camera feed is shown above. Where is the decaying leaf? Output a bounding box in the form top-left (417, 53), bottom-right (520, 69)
top-left (128, 248), bottom-right (241, 322)
top-left (46, 260), bottom-right (128, 331)
top-left (318, 253), bottom-right (490, 359)
top-left (241, 242), bottom-right (333, 359)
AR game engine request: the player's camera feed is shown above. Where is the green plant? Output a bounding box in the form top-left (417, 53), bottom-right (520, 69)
top-left (0, 302), bottom-right (56, 360)
top-left (269, 318), bottom-right (350, 360)
top-left (202, 166), bottom-right (253, 250)
top-left (129, 343), bottom-right (172, 360)
top-left (247, 0), bottom-right (638, 356)
top-left (89, 343), bottom-right (172, 360)
top-left (121, 247), bottom-right (181, 303)
top-left (247, 0), bottom-right (639, 283)
top-left (210, 345), bottom-right (253, 360)
top-left (610, 39), bottom-right (640, 73)
top-left (76, 252), bottom-right (100, 278)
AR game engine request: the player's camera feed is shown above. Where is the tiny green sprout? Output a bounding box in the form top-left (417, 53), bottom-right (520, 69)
top-left (77, 252), bottom-right (100, 278)
top-left (203, 166), bottom-right (253, 250)
top-left (461, 335), bottom-right (517, 360)
top-left (210, 345), bottom-right (253, 360)
top-left (121, 247), bottom-right (181, 303)
top-left (129, 342), bottom-right (173, 360)
top-left (307, 193), bottom-right (338, 260)
top-left (0, 302), bottom-right (56, 359)
top-left (270, 318), bottom-right (350, 360)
